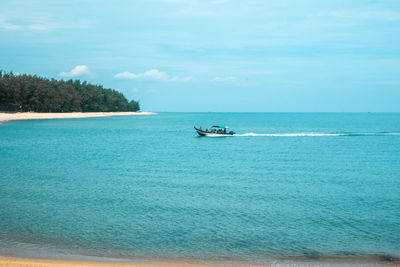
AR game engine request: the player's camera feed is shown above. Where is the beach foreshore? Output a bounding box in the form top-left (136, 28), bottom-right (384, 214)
top-left (0, 112), bottom-right (155, 123)
top-left (0, 256), bottom-right (399, 267)
top-left (0, 257), bottom-right (197, 267)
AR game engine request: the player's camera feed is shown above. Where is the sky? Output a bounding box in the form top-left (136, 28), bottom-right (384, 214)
top-left (1, 0), bottom-right (400, 112)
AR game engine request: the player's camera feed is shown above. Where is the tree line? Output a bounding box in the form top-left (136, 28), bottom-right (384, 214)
top-left (0, 71), bottom-right (140, 112)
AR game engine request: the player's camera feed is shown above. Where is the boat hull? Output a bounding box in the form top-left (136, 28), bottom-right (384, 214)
top-left (194, 127), bottom-right (234, 136)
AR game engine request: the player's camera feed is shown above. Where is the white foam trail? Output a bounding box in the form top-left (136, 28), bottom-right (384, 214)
top-left (384, 132), bottom-right (400, 135)
top-left (235, 132), bottom-right (342, 137)
top-left (205, 134), bottom-right (234, 137)
top-left (233, 132), bottom-right (400, 137)
top-left (199, 132), bottom-right (400, 137)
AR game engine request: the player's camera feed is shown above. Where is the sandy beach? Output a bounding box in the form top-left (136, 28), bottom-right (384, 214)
top-left (0, 257), bottom-right (200, 267)
top-left (1, 256), bottom-right (399, 267)
top-left (0, 112), bottom-right (155, 123)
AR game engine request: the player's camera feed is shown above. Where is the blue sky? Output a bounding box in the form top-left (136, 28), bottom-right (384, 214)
top-left (1, 0), bottom-right (400, 111)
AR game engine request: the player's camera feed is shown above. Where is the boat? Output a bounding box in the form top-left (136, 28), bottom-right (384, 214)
top-left (194, 125), bottom-right (235, 136)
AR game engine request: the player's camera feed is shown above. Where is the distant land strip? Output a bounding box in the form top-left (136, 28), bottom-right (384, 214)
top-left (0, 112), bottom-right (155, 123)
top-left (0, 71), bottom-right (140, 113)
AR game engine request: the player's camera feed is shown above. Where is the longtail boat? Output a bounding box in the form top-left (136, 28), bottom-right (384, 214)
top-left (194, 125), bottom-right (235, 136)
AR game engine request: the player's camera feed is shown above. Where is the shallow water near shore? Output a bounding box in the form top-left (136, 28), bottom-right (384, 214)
top-left (0, 113), bottom-right (399, 265)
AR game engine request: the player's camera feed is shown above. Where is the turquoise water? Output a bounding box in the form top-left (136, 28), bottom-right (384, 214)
top-left (0, 113), bottom-right (400, 263)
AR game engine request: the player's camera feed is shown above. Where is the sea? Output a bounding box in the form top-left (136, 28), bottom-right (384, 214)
top-left (0, 113), bottom-right (399, 266)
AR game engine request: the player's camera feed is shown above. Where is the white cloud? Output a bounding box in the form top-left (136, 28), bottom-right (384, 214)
top-left (156, 0), bottom-right (228, 17)
top-left (0, 10), bottom-right (94, 32)
top-left (145, 88), bottom-right (158, 94)
top-left (160, 0), bottom-right (229, 4)
top-left (143, 69), bottom-right (169, 81)
top-left (170, 76), bottom-right (193, 82)
top-left (317, 9), bottom-right (400, 21)
top-left (0, 21), bottom-right (48, 31)
top-left (212, 0), bottom-right (231, 4)
top-left (211, 76), bottom-right (237, 82)
top-left (113, 69), bottom-right (192, 82)
top-left (161, 0), bottom-right (191, 3)
top-left (114, 71), bottom-right (139, 79)
top-left (0, 16), bottom-right (57, 32)
top-left (59, 65), bottom-right (91, 78)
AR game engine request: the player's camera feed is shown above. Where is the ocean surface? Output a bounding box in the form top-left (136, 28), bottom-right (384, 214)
top-left (0, 113), bottom-right (400, 265)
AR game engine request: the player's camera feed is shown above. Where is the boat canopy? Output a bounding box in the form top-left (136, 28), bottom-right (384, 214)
top-left (211, 125), bottom-right (229, 129)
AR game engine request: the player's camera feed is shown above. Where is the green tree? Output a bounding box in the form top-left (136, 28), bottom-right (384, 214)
top-left (0, 70), bottom-right (140, 112)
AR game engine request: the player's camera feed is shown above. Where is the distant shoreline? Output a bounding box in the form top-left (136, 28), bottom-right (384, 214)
top-left (0, 111), bottom-right (156, 123)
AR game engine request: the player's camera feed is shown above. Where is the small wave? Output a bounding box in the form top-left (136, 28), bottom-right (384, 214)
top-left (234, 132), bottom-right (400, 137)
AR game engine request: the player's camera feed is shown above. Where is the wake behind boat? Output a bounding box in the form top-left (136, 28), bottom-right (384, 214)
top-left (194, 125), bottom-right (235, 136)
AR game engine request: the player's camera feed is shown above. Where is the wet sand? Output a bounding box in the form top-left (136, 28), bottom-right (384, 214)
top-left (0, 257), bottom-right (197, 267)
top-left (1, 256), bottom-right (399, 267)
top-left (0, 112), bottom-right (155, 123)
